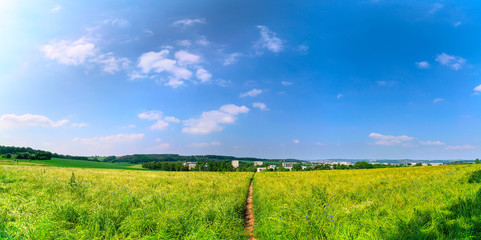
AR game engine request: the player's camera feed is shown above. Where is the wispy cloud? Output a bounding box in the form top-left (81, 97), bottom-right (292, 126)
top-left (173, 18), bottom-right (206, 28)
top-left (433, 98), bottom-right (444, 103)
top-left (281, 81), bottom-right (293, 86)
top-left (436, 53), bottom-right (466, 70)
top-left (369, 132), bottom-right (414, 146)
top-left (474, 84), bottom-right (481, 93)
top-left (51, 5), bottom-right (61, 12)
top-left (90, 53), bottom-right (130, 74)
top-left (337, 94), bottom-right (343, 99)
top-left (415, 61), bottom-right (430, 69)
top-left (444, 145), bottom-right (475, 150)
top-left (164, 116), bottom-right (180, 123)
top-left (253, 102), bottom-right (269, 111)
top-left (240, 88), bottom-right (262, 97)
top-left (149, 120), bottom-right (169, 130)
top-left (71, 123), bottom-right (86, 128)
top-left (42, 38), bottom-right (96, 66)
top-left (420, 140), bottom-right (445, 146)
top-left (0, 114), bottom-right (68, 129)
top-left (189, 141), bottom-right (221, 148)
top-left (182, 104), bottom-right (249, 134)
top-left (138, 110), bottom-right (162, 120)
top-left (223, 53), bottom-right (242, 66)
top-left (293, 139), bottom-right (300, 144)
top-left (254, 25), bottom-right (284, 54)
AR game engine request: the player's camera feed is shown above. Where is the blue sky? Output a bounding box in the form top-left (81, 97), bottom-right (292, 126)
top-left (0, 0), bottom-right (480, 159)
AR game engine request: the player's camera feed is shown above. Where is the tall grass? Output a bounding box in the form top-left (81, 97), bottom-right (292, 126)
top-left (253, 165), bottom-right (481, 239)
top-left (0, 165), bottom-right (253, 239)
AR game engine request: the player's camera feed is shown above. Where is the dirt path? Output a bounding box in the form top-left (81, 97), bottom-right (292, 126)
top-left (245, 178), bottom-right (257, 240)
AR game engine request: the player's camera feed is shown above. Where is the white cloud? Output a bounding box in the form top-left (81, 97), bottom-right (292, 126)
top-left (138, 110), bottom-right (162, 120)
top-left (415, 61), bottom-right (430, 69)
top-left (103, 18), bottom-right (130, 28)
top-left (255, 25), bottom-right (284, 54)
top-left (337, 94), bottom-right (343, 99)
top-left (453, 22), bottom-right (462, 27)
top-left (153, 143), bottom-right (171, 151)
top-left (144, 29), bottom-right (154, 37)
top-left (173, 18), bottom-right (206, 28)
top-left (125, 124), bottom-right (136, 129)
top-left (281, 81), bottom-right (293, 86)
top-left (51, 5), bottom-right (61, 12)
top-left (297, 44), bottom-right (309, 54)
top-left (42, 38), bottom-right (96, 65)
top-left (369, 132), bottom-right (414, 146)
top-left (428, 3), bottom-right (444, 15)
top-left (182, 104), bottom-right (249, 134)
top-left (196, 37), bottom-right (209, 46)
top-left (293, 139), bottom-right (300, 144)
top-left (71, 123), bottom-right (86, 128)
top-left (433, 98), bottom-right (444, 103)
top-left (73, 133), bottom-right (144, 144)
top-left (150, 120), bottom-right (169, 130)
top-left (474, 84), bottom-right (481, 92)
top-left (420, 140), bottom-right (445, 146)
top-left (223, 53), bottom-right (242, 66)
top-left (444, 145), bottom-right (475, 150)
top-left (0, 114), bottom-right (68, 129)
top-left (315, 142), bottom-right (325, 146)
top-left (175, 50), bottom-right (201, 66)
top-left (240, 88), bottom-right (262, 97)
top-left (435, 53), bottom-right (466, 70)
top-left (196, 68), bottom-right (212, 83)
top-left (177, 40), bottom-right (192, 47)
top-left (189, 141), bottom-right (221, 148)
top-left (90, 53), bottom-right (130, 74)
top-left (253, 102), bottom-right (269, 111)
top-left (137, 49), bottom-right (210, 87)
top-left (164, 116), bottom-right (180, 123)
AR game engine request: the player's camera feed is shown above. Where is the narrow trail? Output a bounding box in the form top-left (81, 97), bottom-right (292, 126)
top-left (245, 177), bottom-right (257, 240)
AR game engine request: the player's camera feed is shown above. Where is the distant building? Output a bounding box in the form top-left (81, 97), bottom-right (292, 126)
top-left (422, 163), bottom-right (428, 167)
top-left (431, 163), bottom-right (443, 166)
top-left (254, 161), bottom-right (263, 166)
top-left (331, 162), bottom-right (351, 165)
top-left (232, 160), bottom-right (239, 168)
top-left (268, 165), bottom-right (277, 170)
top-left (257, 167), bottom-right (267, 172)
top-left (183, 162), bottom-right (197, 170)
top-left (301, 166), bottom-right (307, 170)
top-left (282, 162), bottom-right (294, 171)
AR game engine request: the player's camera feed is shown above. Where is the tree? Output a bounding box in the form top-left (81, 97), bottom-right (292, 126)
top-left (354, 161), bottom-right (373, 169)
top-left (4, 153), bottom-right (11, 159)
top-left (292, 164), bottom-right (302, 171)
top-left (415, 163), bottom-right (423, 166)
top-left (476, 158), bottom-right (480, 164)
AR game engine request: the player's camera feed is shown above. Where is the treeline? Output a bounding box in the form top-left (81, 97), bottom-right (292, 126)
top-left (117, 154), bottom-right (301, 164)
top-left (142, 161), bottom-right (253, 172)
top-left (0, 146), bottom-right (52, 160)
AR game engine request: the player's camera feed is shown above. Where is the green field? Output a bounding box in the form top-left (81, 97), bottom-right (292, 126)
top-left (1, 160), bottom-right (481, 239)
top-left (1, 158), bottom-right (139, 170)
top-left (0, 164), bottom-right (253, 239)
top-left (253, 165), bottom-right (481, 239)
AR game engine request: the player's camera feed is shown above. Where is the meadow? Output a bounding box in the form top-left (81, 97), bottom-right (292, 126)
top-left (0, 163), bottom-right (253, 239)
top-left (253, 164), bottom-right (481, 239)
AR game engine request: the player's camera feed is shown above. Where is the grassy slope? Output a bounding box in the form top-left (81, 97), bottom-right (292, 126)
top-left (0, 165), bottom-right (253, 239)
top-left (0, 158), bottom-right (142, 170)
top-left (253, 164), bottom-right (481, 239)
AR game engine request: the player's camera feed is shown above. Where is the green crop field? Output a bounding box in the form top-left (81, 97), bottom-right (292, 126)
top-left (0, 164), bottom-right (253, 239)
top-left (1, 158), bottom-right (139, 170)
top-left (2, 160), bottom-right (481, 239)
top-left (253, 164), bottom-right (481, 239)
